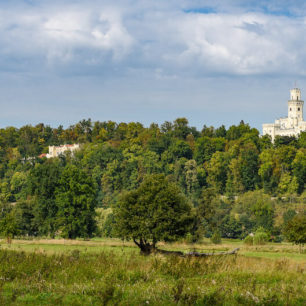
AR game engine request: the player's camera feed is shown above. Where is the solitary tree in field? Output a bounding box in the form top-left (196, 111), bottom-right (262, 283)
top-left (114, 174), bottom-right (193, 254)
top-left (283, 214), bottom-right (306, 252)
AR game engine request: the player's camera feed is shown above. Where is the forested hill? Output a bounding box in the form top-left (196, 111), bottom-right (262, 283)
top-left (0, 118), bottom-right (305, 240)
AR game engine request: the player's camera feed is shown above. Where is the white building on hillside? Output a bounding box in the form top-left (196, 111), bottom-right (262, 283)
top-left (262, 88), bottom-right (306, 141)
top-left (40, 144), bottom-right (80, 158)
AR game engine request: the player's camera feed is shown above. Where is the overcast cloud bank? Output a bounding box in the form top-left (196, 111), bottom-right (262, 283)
top-left (1, 1), bottom-right (306, 129)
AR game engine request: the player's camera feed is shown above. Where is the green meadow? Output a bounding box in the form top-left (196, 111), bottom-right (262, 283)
top-left (0, 239), bottom-right (305, 305)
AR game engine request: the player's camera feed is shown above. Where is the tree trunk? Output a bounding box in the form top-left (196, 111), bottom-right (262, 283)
top-left (7, 235), bottom-right (12, 244)
top-left (133, 238), bottom-right (156, 255)
top-left (140, 243), bottom-right (155, 255)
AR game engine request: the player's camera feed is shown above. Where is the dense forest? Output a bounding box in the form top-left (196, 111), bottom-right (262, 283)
top-left (0, 118), bottom-right (305, 242)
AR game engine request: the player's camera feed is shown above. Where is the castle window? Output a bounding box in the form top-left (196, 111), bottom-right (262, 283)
top-left (290, 108), bottom-right (292, 111)
top-left (298, 107), bottom-right (300, 111)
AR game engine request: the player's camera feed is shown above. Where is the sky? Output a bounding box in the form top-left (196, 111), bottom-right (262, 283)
top-left (1, 0), bottom-right (306, 131)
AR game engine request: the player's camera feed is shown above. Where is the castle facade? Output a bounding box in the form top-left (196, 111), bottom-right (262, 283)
top-left (43, 144), bottom-right (80, 158)
top-left (262, 88), bottom-right (306, 141)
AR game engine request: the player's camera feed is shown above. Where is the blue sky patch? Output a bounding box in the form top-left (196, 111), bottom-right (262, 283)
top-left (184, 7), bottom-right (216, 14)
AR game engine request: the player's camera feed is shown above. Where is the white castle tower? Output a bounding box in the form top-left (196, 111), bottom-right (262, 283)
top-left (262, 88), bottom-right (306, 141)
top-left (288, 88), bottom-right (304, 125)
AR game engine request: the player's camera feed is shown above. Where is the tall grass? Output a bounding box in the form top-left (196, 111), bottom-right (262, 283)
top-left (0, 247), bottom-right (305, 305)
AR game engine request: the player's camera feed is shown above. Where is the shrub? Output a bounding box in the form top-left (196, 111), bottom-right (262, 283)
top-left (210, 231), bottom-right (221, 244)
top-left (283, 214), bottom-right (306, 252)
top-left (185, 228), bottom-right (204, 244)
top-left (185, 233), bottom-right (195, 244)
top-left (253, 231), bottom-right (269, 245)
top-left (243, 235), bottom-right (254, 245)
top-left (271, 235), bottom-right (283, 243)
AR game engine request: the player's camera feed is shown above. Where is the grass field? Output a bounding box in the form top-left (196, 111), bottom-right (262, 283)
top-left (0, 238), bottom-right (305, 305)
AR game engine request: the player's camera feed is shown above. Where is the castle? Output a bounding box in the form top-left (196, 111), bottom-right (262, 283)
top-left (39, 144), bottom-right (80, 159)
top-left (262, 88), bottom-right (306, 141)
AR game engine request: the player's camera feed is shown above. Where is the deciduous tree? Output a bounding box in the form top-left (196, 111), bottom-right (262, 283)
top-left (55, 164), bottom-right (97, 239)
top-left (283, 214), bottom-right (306, 251)
top-left (114, 174), bottom-right (193, 254)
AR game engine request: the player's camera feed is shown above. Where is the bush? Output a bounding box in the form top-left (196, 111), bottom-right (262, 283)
top-left (185, 233), bottom-right (195, 244)
top-left (210, 231), bottom-right (221, 244)
top-left (270, 235), bottom-right (283, 243)
top-left (185, 226), bottom-right (205, 244)
top-left (253, 231), bottom-right (269, 245)
top-left (243, 235), bottom-right (254, 245)
top-left (283, 214), bottom-right (306, 250)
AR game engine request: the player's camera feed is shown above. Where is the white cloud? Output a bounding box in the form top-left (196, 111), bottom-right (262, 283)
top-left (0, 1), bottom-right (305, 77)
top-left (1, 1), bottom-right (306, 129)
top-left (153, 12), bottom-right (304, 76)
top-left (0, 5), bottom-right (134, 66)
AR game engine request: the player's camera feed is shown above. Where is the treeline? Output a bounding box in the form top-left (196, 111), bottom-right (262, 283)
top-left (0, 118), bottom-right (305, 241)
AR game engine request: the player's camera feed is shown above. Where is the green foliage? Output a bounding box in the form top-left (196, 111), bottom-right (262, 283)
top-left (206, 152), bottom-right (229, 193)
top-left (114, 174), bottom-right (193, 253)
top-left (15, 200), bottom-right (36, 236)
top-left (27, 159), bottom-right (63, 236)
top-left (243, 235), bottom-right (254, 245)
top-left (298, 131), bottom-right (306, 148)
top-left (0, 118), bottom-right (304, 240)
top-left (253, 229), bottom-right (269, 245)
top-left (210, 230), bottom-right (222, 244)
top-left (55, 164), bottom-right (97, 239)
top-left (292, 150), bottom-right (306, 194)
top-left (173, 117), bottom-right (193, 139)
top-left (184, 232), bottom-right (196, 244)
top-left (274, 135), bottom-right (297, 147)
top-left (0, 214), bottom-right (18, 239)
top-left (226, 158), bottom-right (244, 195)
top-left (184, 159), bottom-right (199, 194)
top-left (168, 140), bottom-right (192, 161)
top-left (238, 144), bottom-right (259, 191)
top-left (96, 208), bottom-right (115, 237)
top-left (196, 187), bottom-right (217, 235)
top-left (10, 171), bottom-right (28, 201)
top-left (283, 209), bottom-right (297, 225)
top-left (220, 215), bottom-right (243, 239)
top-left (234, 191), bottom-right (274, 234)
top-left (278, 173), bottom-right (298, 195)
top-left (283, 214), bottom-right (306, 246)
top-left (194, 136), bottom-right (224, 164)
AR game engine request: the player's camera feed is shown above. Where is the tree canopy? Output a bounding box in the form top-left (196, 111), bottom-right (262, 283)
top-left (283, 214), bottom-right (306, 248)
top-left (114, 174), bottom-right (193, 253)
top-left (0, 118), bottom-right (305, 242)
